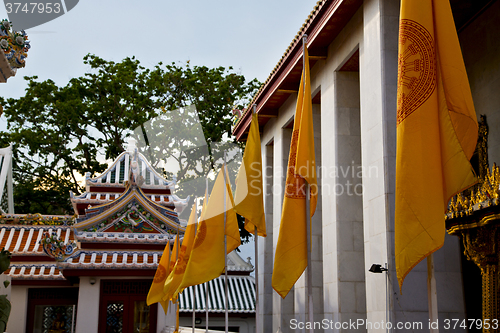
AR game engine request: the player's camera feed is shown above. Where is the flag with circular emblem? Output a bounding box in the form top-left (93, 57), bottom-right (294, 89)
top-left (395, 0), bottom-right (478, 292)
top-left (234, 112), bottom-right (267, 237)
top-left (272, 45), bottom-right (317, 299)
top-left (162, 203), bottom-right (197, 302)
top-left (177, 164), bottom-right (241, 290)
top-left (146, 235), bottom-right (172, 313)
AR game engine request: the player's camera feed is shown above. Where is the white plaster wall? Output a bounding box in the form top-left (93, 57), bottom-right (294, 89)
top-left (255, 0), bottom-right (472, 331)
top-left (361, 0), bottom-right (467, 331)
top-left (263, 95), bottom-right (296, 333)
top-left (318, 5), bottom-right (365, 332)
top-left (293, 101), bottom-right (324, 333)
top-left (75, 276), bottom-right (101, 333)
top-left (360, 0), bottom-right (399, 326)
top-left (259, 143), bottom-right (275, 332)
top-left (279, 126), bottom-right (295, 333)
top-left (6, 285), bottom-right (28, 333)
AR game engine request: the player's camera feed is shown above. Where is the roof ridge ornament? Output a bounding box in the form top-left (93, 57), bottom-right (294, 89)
top-left (40, 231), bottom-right (78, 261)
top-left (129, 147), bottom-right (144, 187)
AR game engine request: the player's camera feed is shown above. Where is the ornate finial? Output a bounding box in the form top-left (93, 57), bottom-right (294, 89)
top-left (40, 232), bottom-right (78, 261)
top-left (1, 19), bottom-right (30, 69)
top-left (126, 138), bottom-right (137, 153)
top-left (232, 108), bottom-right (242, 125)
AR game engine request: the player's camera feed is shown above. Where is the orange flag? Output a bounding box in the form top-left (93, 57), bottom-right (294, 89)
top-left (234, 112), bottom-right (266, 237)
top-left (395, 0), bottom-right (478, 291)
top-left (177, 164), bottom-right (241, 290)
top-left (163, 203), bottom-right (197, 301)
top-left (272, 45), bottom-right (317, 298)
top-left (147, 235), bottom-right (174, 313)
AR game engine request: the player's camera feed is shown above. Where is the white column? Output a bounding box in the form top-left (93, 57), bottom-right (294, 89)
top-left (75, 276), bottom-right (101, 333)
top-left (274, 127), bottom-right (295, 333)
top-left (6, 285), bottom-right (28, 333)
top-left (360, 0), bottom-right (399, 330)
top-left (260, 143), bottom-right (274, 332)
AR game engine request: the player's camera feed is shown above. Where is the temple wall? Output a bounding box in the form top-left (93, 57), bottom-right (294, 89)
top-left (7, 285), bottom-right (28, 333)
top-left (258, 0), bottom-right (469, 331)
top-left (75, 276), bottom-right (101, 333)
top-left (460, 0), bottom-right (500, 167)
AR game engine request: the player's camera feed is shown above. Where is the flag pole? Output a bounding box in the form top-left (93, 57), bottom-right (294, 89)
top-left (427, 254), bottom-right (439, 332)
top-left (205, 177), bottom-right (210, 333)
top-left (192, 281), bottom-right (196, 332)
top-left (175, 302), bottom-right (180, 333)
top-left (175, 223), bottom-right (180, 333)
top-left (252, 104), bottom-right (260, 333)
top-left (302, 34), bottom-right (314, 333)
top-left (193, 200), bottom-right (199, 333)
top-left (223, 154), bottom-right (229, 333)
top-left (205, 281), bottom-right (209, 333)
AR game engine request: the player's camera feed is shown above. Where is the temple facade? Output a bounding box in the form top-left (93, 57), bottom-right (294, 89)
top-left (1, 143), bottom-right (256, 333)
top-left (233, 0), bottom-right (500, 332)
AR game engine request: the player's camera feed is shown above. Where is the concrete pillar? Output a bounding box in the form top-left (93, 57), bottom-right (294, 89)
top-left (6, 285), bottom-right (28, 333)
top-left (259, 143), bottom-right (274, 332)
top-left (75, 276), bottom-right (101, 333)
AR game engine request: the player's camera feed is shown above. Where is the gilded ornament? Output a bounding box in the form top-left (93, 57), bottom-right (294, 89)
top-left (0, 19), bottom-right (30, 69)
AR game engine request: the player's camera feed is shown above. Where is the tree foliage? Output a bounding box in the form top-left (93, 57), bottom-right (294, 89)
top-left (0, 54), bottom-right (260, 241)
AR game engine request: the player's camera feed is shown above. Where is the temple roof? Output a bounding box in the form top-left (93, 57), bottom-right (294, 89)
top-left (0, 223), bottom-right (252, 275)
top-left (73, 184), bottom-right (185, 239)
top-left (71, 140), bottom-right (189, 216)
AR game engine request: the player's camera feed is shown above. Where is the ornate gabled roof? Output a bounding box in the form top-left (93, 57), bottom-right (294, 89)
top-left (73, 184), bottom-right (185, 240)
top-left (6, 265), bottom-right (65, 281)
top-left (59, 250), bottom-right (161, 269)
top-left (85, 142), bottom-right (173, 190)
top-left (71, 140), bottom-right (189, 216)
top-left (0, 224), bottom-right (74, 256)
top-left (227, 251), bottom-right (254, 272)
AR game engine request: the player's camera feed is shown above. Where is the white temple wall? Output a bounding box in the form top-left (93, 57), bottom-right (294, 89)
top-left (263, 95), bottom-right (297, 332)
top-left (75, 276), bottom-right (101, 333)
top-left (359, 0), bottom-right (399, 329)
top-left (258, 142), bottom-right (274, 332)
top-left (319, 5), bottom-right (367, 332)
top-left (293, 98), bottom-right (323, 333)
top-left (7, 285), bottom-right (28, 333)
top-left (460, 0), bottom-right (500, 165)
top-left (256, 0), bottom-right (471, 331)
top-left (360, 0), bottom-right (467, 331)
top-left (280, 125), bottom-right (295, 333)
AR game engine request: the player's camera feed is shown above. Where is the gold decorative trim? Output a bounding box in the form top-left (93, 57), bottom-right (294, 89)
top-left (447, 163), bottom-right (500, 222)
top-left (448, 213), bottom-right (500, 235)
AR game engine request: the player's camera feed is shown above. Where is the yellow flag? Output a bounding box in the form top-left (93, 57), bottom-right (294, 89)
top-left (177, 165), bottom-right (241, 289)
top-left (272, 45), bottom-right (317, 298)
top-left (147, 237), bottom-right (171, 313)
top-left (162, 203), bottom-right (197, 301)
top-left (234, 112), bottom-right (266, 237)
top-left (395, 0), bottom-right (478, 291)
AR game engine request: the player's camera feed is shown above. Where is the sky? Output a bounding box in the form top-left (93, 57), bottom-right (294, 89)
top-left (1, 0), bottom-right (319, 268)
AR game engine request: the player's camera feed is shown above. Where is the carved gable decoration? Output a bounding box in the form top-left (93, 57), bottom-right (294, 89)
top-left (73, 184), bottom-right (185, 240)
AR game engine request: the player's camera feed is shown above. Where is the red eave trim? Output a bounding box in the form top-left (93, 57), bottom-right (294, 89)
top-left (233, 0), bottom-right (361, 140)
top-left (62, 269), bottom-right (156, 277)
top-left (307, 0), bottom-right (343, 46)
top-left (11, 255), bottom-right (55, 262)
top-left (80, 242), bottom-right (166, 251)
top-left (12, 279), bottom-right (73, 286)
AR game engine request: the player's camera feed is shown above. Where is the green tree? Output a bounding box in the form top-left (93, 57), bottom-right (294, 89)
top-left (0, 54), bottom-right (259, 241)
